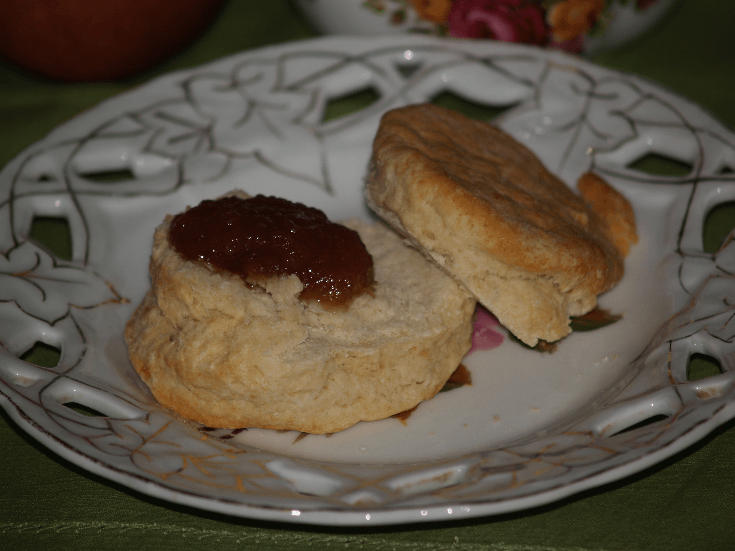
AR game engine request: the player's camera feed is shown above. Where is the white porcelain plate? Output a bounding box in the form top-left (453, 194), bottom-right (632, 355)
top-left (1, 36), bottom-right (734, 526)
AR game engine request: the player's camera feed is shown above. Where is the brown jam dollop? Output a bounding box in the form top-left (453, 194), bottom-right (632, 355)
top-left (168, 195), bottom-right (374, 307)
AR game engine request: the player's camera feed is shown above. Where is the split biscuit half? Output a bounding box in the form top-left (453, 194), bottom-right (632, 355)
top-left (366, 104), bottom-right (637, 346)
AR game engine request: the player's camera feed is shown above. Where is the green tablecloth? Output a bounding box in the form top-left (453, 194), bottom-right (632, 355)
top-left (2, 1), bottom-right (735, 549)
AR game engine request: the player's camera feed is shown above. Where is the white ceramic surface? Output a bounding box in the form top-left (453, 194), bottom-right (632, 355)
top-left (1, 36), bottom-right (734, 526)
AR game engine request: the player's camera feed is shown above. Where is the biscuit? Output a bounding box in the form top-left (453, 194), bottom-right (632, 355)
top-left (577, 171), bottom-right (638, 258)
top-left (125, 207), bottom-right (476, 433)
top-left (365, 104), bottom-right (637, 346)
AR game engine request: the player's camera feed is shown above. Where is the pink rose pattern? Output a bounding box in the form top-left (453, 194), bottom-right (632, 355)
top-left (443, 0), bottom-right (662, 53)
top-left (468, 305), bottom-right (505, 354)
top-left (448, 0), bottom-right (547, 45)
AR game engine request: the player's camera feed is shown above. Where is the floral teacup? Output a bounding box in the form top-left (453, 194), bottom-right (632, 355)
top-left (294, 0), bottom-right (678, 56)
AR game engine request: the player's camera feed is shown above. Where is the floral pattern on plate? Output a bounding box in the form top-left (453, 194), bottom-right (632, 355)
top-left (300, 0), bottom-right (674, 55)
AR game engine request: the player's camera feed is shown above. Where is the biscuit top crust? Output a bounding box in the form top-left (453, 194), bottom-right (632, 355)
top-left (169, 195), bottom-right (374, 307)
top-left (366, 104), bottom-right (634, 345)
top-left (369, 104), bottom-right (620, 284)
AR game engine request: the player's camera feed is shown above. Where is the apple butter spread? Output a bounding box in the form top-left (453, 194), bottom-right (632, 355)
top-left (168, 195), bottom-right (374, 306)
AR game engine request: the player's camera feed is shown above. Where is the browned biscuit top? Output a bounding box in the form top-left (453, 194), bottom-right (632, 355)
top-left (366, 104), bottom-right (636, 345)
top-left (577, 171), bottom-right (638, 258)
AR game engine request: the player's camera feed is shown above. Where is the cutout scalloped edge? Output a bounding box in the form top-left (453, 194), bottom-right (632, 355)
top-left (264, 458), bottom-right (351, 497)
top-left (340, 487), bottom-right (389, 506)
top-left (687, 353), bottom-right (723, 381)
top-left (577, 387), bottom-right (682, 438)
top-left (687, 370), bottom-right (735, 401)
top-left (0, 347), bottom-right (54, 388)
top-left (29, 216), bottom-right (72, 261)
top-left (383, 459), bottom-right (477, 496)
top-left (19, 341), bottom-right (61, 369)
top-left (42, 377), bottom-right (146, 420)
top-left (627, 152), bottom-right (693, 177)
top-left (321, 87), bottom-right (381, 123)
